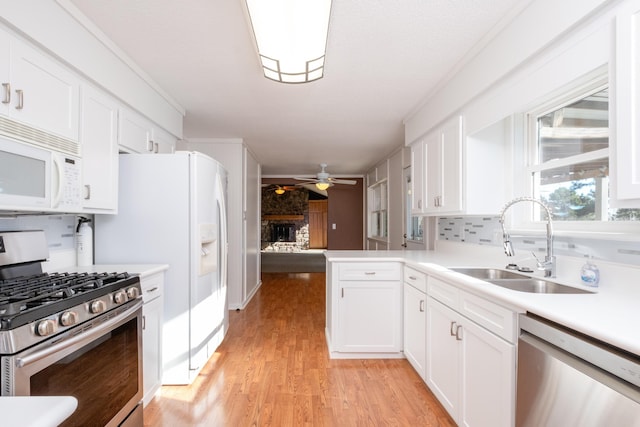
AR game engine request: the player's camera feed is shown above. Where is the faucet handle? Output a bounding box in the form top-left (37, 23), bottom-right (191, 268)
top-left (531, 251), bottom-right (547, 268)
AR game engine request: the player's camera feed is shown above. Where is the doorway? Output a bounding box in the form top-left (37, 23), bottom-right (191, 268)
top-left (308, 199), bottom-right (328, 249)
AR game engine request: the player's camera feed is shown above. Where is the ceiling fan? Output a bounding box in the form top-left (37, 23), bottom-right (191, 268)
top-left (261, 184), bottom-right (297, 195)
top-left (294, 164), bottom-right (357, 190)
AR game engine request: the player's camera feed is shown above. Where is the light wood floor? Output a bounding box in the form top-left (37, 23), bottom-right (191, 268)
top-left (143, 272), bottom-right (455, 426)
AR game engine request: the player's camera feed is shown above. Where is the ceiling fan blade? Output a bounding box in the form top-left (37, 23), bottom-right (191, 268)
top-left (293, 177), bottom-right (320, 182)
top-left (328, 178), bottom-right (357, 185)
top-left (299, 182), bottom-right (328, 196)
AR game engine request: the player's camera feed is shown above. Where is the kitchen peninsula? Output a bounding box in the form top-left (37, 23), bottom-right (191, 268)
top-left (325, 241), bottom-right (640, 427)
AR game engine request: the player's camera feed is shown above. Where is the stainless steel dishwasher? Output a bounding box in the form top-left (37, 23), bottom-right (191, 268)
top-left (516, 314), bottom-right (640, 426)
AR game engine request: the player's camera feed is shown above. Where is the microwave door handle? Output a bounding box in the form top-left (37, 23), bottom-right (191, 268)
top-left (16, 300), bottom-right (141, 368)
top-left (51, 154), bottom-right (64, 208)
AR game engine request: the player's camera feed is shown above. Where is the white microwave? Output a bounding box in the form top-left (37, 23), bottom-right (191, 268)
top-left (0, 136), bottom-right (82, 213)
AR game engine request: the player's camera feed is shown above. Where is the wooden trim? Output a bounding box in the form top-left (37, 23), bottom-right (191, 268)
top-left (262, 214), bottom-right (304, 221)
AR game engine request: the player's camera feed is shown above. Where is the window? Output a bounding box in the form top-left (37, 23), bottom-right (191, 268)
top-left (526, 83), bottom-right (640, 225)
top-left (368, 181), bottom-right (388, 239)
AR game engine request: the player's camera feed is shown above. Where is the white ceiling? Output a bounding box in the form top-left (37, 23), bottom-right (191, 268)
top-left (68, 0), bottom-right (527, 176)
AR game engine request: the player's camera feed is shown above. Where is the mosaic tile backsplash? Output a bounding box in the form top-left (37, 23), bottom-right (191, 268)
top-left (438, 216), bottom-right (640, 266)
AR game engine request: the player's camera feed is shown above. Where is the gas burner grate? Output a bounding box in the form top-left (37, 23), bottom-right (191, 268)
top-left (0, 272), bottom-right (134, 324)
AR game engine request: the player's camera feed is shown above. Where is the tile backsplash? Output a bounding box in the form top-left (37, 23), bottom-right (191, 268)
top-left (439, 216), bottom-right (640, 266)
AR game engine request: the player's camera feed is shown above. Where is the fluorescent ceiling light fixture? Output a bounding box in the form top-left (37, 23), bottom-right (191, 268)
top-left (315, 182), bottom-right (330, 191)
top-left (245, 0), bottom-right (332, 83)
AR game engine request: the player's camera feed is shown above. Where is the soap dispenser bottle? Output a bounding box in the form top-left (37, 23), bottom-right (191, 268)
top-left (580, 255), bottom-right (600, 287)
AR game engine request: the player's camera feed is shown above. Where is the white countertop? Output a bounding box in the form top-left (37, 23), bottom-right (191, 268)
top-left (54, 263), bottom-right (169, 277)
top-left (0, 396), bottom-right (77, 427)
top-left (326, 242), bottom-right (640, 356)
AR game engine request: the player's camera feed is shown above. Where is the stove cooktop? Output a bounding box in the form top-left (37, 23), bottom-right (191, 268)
top-left (0, 272), bottom-right (138, 329)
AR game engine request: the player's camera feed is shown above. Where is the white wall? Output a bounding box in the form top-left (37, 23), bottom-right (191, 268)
top-left (404, 0), bottom-right (612, 144)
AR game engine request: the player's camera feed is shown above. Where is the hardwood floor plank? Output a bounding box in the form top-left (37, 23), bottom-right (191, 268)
top-left (143, 272), bottom-right (455, 426)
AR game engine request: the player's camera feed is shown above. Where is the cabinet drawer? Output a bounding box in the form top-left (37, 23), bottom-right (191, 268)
top-left (427, 276), bottom-right (459, 309)
top-left (404, 266), bottom-right (427, 293)
top-left (338, 262), bottom-right (401, 281)
top-left (459, 290), bottom-right (516, 343)
top-left (141, 273), bottom-right (164, 303)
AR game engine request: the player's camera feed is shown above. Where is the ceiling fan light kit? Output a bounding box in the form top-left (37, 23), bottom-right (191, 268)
top-left (293, 163), bottom-right (357, 190)
top-left (244, 0), bottom-right (333, 83)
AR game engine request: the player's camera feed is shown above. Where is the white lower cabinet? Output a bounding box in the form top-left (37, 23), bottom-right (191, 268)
top-left (403, 266), bottom-right (427, 379)
top-left (426, 276), bottom-right (516, 427)
top-left (141, 272), bottom-right (164, 406)
top-left (326, 261), bottom-right (403, 356)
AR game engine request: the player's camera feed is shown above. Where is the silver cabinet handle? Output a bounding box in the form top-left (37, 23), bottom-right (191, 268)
top-left (419, 300), bottom-right (425, 312)
top-left (450, 321), bottom-right (457, 336)
top-left (147, 139), bottom-right (154, 152)
top-left (408, 276), bottom-right (417, 281)
top-left (364, 272), bottom-right (376, 275)
top-left (154, 142), bottom-right (159, 153)
top-left (417, 200), bottom-right (422, 209)
top-left (341, 288), bottom-right (344, 298)
top-left (15, 89), bottom-right (23, 110)
top-left (455, 325), bottom-right (463, 341)
top-left (146, 287), bottom-right (159, 293)
top-left (84, 184), bottom-right (91, 200)
top-left (1, 83), bottom-right (9, 104)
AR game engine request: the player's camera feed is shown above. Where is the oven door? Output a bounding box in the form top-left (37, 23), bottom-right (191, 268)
top-left (2, 300), bottom-right (143, 427)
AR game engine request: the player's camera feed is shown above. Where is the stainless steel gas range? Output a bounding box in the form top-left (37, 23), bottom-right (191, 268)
top-left (0, 230), bottom-right (143, 427)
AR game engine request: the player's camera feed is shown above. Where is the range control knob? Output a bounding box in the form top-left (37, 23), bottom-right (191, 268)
top-left (60, 311), bottom-right (78, 327)
top-left (126, 287), bottom-right (140, 299)
top-left (90, 300), bottom-right (106, 314)
top-left (113, 290), bottom-right (128, 305)
top-left (36, 319), bottom-right (57, 337)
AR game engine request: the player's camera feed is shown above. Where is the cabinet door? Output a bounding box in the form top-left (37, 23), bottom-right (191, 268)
top-left (440, 116), bottom-right (463, 212)
top-left (10, 38), bottom-right (79, 141)
top-left (403, 282), bottom-right (426, 379)
top-left (143, 295), bottom-right (163, 406)
top-left (426, 297), bottom-right (460, 419)
top-left (151, 127), bottom-right (176, 154)
top-left (0, 29), bottom-right (9, 117)
top-left (410, 140), bottom-right (425, 214)
top-left (119, 108), bottom-right (152, 153)
top-left (80, 85), bottom-right (118, 211)
top-left (338, 280), bottom-right (402, 352)
top-left (614, 1), bottom-right (640, 201)
top-left (460, 316), bottom-right (515, 427)
top-left (424, 131), bottom-right (442, 212)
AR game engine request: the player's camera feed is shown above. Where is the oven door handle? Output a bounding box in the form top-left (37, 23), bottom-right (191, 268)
top-left (16, 300), bottom-right (142, 368)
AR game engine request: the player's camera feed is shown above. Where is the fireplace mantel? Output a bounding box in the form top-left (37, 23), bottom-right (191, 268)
top-left (262, 215), bottom-right (305, 221)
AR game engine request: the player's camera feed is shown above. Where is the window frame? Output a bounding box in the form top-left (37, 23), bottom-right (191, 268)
top-left (512, 75), bottom-right (640, 236)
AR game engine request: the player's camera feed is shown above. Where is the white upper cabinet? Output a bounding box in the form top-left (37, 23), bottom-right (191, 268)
top-left (119, 107), bottom-right (153, 153)
top-left (0, 29), bottom-right (80, 143)
top-left (411, 115), bottom-right (463, 215)
top-left (119, 106), bottom-right (176, 154)
top-left (80, 85), bottom-right (118, 212)
top-left (151, 127), bottom-right (176, 154)
top-left (614, 0), bottom-right (640, 204)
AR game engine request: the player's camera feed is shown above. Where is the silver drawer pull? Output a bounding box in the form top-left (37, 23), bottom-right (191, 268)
top-left (146, 287), bottom-right (159, 293)
top-left (15, 89), bottom-right (23, 110)
top-left (455, 325), bottom-right (463, 341)
top-left (408, 275), bottom-right (417, 280)
top-left (419, 300), bottom-right (425, 312)
top-left (450, 321), bottom-right (457, 336)
top-left (364, 272), bottom-right (376, 275)
top-left (1, 83), bottom-right (9, 104)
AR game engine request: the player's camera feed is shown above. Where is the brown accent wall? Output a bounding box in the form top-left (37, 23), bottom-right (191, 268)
top-left (261, 177), bottom-right (364, 250)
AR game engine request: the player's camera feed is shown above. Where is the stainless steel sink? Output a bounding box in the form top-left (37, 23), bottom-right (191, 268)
top-left (485, 278), bottom-right (592, 294)
top-left (450, 267), bottom-right (530, 280)
top-left (450, 267), bottom-right (592, 294)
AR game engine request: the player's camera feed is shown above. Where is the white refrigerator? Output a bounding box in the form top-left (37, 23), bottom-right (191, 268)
top-left (95, 151), bottom-right (228, 385)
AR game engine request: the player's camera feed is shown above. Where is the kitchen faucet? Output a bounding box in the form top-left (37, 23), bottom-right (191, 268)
top-left (499, 197), bottom-right (556, 278)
